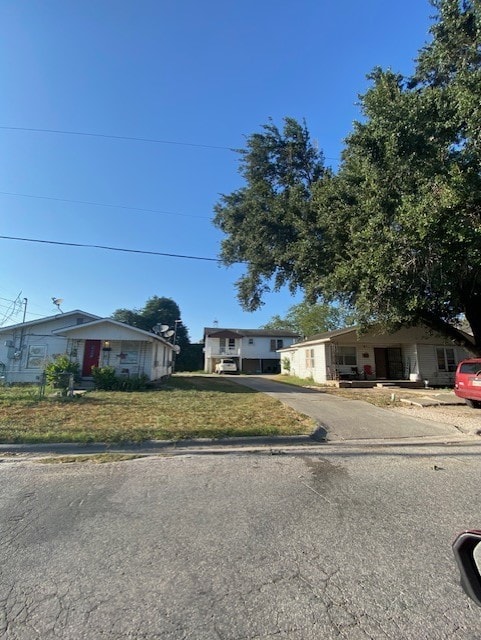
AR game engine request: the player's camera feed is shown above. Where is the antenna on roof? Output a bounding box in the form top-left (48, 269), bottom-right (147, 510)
top-left (152, 323), bottom-right (170, 336)
top-left (52, 297), bottom-right (64, 313)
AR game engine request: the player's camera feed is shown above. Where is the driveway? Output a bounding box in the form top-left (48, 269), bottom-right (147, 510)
top-left (229, 376), bottom-right (460, 441)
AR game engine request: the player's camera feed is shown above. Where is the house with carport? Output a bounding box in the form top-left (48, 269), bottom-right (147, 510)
top-left (0, 310), bottom-right (176, 384)
top-left (278, 326), bottom-right (470, 387)
top-left (204, 327), bottom-right (299, 374)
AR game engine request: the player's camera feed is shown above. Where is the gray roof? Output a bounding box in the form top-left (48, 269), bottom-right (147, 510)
top-left (54, 318), bottom-right (176, 347)
top-left (0, 309), bottom-right (100, 333)
top-left (204, 327), bottom-right (300, 338)
top-left (302, 326), bottom-right (357, 342)
top-left (278, 326), bottom-right (357, 348)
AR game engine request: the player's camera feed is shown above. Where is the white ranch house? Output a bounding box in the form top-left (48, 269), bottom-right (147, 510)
top-left (278, 326), bottom-right (470, 387)
top-left (0, 310), bottom-right (176, 384)
top-left (204, 327), bottom-right (299, 374)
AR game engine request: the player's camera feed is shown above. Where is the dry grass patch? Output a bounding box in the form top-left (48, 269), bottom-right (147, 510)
top-left (0, 376), bottom-right (313, 443)
top-left (37, 453), bottom-right (148, 464)
top-left (325, 388), bottom-right (402, 407)
top-left (273, 375), bottom-right (404, 407)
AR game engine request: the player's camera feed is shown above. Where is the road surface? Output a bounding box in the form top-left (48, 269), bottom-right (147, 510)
top-left (1, 444), bottom-right (481, 639)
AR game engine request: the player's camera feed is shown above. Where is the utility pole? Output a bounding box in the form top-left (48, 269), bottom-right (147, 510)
top-left (171, 320), bottom-right (182, 373)
top-left (18, 298), bottom-right (28, 376)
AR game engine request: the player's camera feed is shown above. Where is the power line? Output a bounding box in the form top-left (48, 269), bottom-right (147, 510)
top-left (0, 235), bottom-right (224, 262)
top-left (0, 292), bottom-right (22, 327)
top-left (0, 301), bottom-right (18, 310)
top-left (0, 190), bottom-right (211, 219)
top-left (0, 126), bottom-right (235, 151)
top-left (0, 125), bottom-right (341, 161)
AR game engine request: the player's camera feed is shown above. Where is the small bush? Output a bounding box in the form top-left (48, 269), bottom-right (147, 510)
top-left (45, 355), bottom-right (80, 390)
top-left (116, 374), bottom-right (149, 391)
top-left (91, 367), bottom-right (149, 391)
top-left (91, 366), bottom-right (117, 390)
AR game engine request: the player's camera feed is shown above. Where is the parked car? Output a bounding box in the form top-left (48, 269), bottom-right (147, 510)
top-left (215, 358), bottom-right (238, 374)
top-left (453, 530), bottom-right (481, 606)
top-left (454, 358), bottom-right (481, 408)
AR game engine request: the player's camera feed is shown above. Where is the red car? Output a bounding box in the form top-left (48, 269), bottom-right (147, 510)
top-left (454, 358), bottom-right (481, 408)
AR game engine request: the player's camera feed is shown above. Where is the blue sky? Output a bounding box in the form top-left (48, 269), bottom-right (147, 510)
top-left (0, 0), bottom-right (434, 341)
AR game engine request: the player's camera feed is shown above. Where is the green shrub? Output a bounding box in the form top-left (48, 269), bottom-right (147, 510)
top-left (116, 374), bottom-right (149, 391)
top-left (91, 366), bottom-right (117, 390)
top-left (45, 355), bottom-right (80, 389)
top-left (281, 357), bottom-right (291, 373)
top-left (91, 367), bottom-right (149, 391)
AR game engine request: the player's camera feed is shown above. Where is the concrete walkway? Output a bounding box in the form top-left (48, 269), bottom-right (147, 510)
top-left (229, 376), bottom-right (461, 441)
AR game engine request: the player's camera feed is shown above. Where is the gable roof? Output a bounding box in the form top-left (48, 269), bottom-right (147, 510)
top-left (0, 310), bottom-right (101, 333)
top-left (204, 327), bottom-right (299, 339)
top-left (300, 326), bottom-right (357, 344)
top-left (278, 323), bottom-right (476, 351)
top-left (53, 318), bottom-right (176, 347)
top-left (277, 326), bottom-right (358, 349)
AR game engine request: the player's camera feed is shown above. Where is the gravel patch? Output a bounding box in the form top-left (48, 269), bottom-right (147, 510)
top-left (392, 403), bottom-right (481, 436)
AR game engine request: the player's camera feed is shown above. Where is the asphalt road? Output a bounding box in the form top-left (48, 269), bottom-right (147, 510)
top-left (229, 375), bottom-right (459, 441)
top-left (1, 444), bottom-right (481, 639)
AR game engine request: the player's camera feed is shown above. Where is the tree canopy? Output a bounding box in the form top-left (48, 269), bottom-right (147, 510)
top-left (112, 296), bottom-right (189, 345)
top-left (262, 301), bottom-right (354, 338)
top-left (111, 296), bottom-right (197, 369)
top-left (214, 0), bottom-right (481, 354)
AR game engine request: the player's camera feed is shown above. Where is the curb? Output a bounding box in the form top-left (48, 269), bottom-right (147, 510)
top-left (0, 433), bottom-right (479, 457)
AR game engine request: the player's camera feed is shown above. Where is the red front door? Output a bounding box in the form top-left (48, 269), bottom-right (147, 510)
top-left (82, 340), bottom-right (101, 376)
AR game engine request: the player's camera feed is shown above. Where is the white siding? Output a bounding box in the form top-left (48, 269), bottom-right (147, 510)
top-left (0, 313), bottom-right (94, 383)
top-left (285, 344), bottom-right (328, 383)
top-left (240, 336), bottom-right (294, 359)
top-left (0, 314), bottom-right (174, 383)
top-left (92, 340), bottom-right (171, 380)
top-left (402, 344), bottom-right (419, 378)
top-left (204, 332), bottom-right (298, 372)
top-left (279, 326), bottom-right (472, 385)
top-left (417, 344), bottom-right (468, 386)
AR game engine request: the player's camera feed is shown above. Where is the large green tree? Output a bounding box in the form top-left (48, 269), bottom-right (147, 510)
top-left (214, 117), bottom-right (327, 310)
top-left (262, 301), bottom-right (354, 338)
top-left (214, 0), bottom-right (481, 354)
top-left (111, 296), bottom-right (194, 369)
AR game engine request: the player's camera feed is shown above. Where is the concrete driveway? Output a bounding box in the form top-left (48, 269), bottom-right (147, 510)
top-left (229, 376), bottom-right (460, 441)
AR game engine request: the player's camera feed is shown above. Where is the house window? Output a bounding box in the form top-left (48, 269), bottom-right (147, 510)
top-left (219, 338), bottom-right (236, 353)
top-left (27, 345), bottom-right (47, 369)
top-left (336, 346), bottom-right (357, 366)
top-left (270, 339), bottom-right (284, 351)
top-left (305, 348), bottom-right (315, 368)
top-left (248, 338), bottom-right (254, 345)
top-left (120, 343), bottom-right (139, 364)
top-left (436, 347), bottom-right (456, 372)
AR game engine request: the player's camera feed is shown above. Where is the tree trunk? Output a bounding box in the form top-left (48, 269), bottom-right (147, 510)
top-left (419, 311), bottom-right (481, 356)
top-left (463, 302), bottom-right (481, 356)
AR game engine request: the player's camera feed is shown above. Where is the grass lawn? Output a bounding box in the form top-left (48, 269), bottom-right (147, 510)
top-left (0, 376), bottom-right (314, 444)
